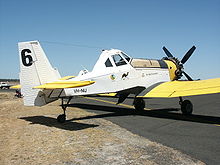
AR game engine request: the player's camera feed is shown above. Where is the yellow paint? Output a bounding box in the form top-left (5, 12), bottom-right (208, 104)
top-left (98, 93), bottom-right (117, 97)
top-left (10, 84), bottom-right (21, 89)
top-left (84, 96), bottom-right (151, 110)
top-left (84, 96), bottom-right (134, 109)
top-left (59, 76), bottom-right (76, 80)
top-left (33, 81), bottom-right (95, 89)
top-left (140, 78), bottom-right (220, 98)
top-left (164, 60), bottom-right (177, 81)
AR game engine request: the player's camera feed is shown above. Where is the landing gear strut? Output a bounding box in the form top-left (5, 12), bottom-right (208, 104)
top-left (179, 97), bottom-right (193, 115)
top-left (57, 97), bottom-right (72, 123)
top-left (133, 97), bottom-right (145, 111)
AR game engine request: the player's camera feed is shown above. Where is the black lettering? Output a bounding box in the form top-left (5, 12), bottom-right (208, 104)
top-left (74, 89), bottom-right (80, 93)
top-left (21, 49), bottom-right (33, 66)
top-left (74, 88), bottom-right (87, 93)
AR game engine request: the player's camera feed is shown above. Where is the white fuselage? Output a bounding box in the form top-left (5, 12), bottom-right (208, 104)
top-left (18, 41), bottom-right (172, 106)
top-left (64, 49), bottom-right (170, 96)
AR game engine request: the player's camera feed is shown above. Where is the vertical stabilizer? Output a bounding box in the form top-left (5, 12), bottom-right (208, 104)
top-left (18, 41), bottom-right (61, 106)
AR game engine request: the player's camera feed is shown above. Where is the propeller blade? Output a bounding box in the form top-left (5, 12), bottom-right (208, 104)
top-left (182, 71), bottom-right (193, 81)
top-left (181, 46), bottom-right (196, 64)
top-left (163, 46), bottom-right (174, 57)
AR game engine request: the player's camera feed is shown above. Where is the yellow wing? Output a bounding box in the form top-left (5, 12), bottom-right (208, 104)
top-left (33, 81), bottom-right (95, 89)
top-left (139, 78), bottom-right (220, 98)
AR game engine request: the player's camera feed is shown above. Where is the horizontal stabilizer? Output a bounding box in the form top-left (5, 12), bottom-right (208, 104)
top-left (33, 81), bottom-right (95, 89)
top-left (59, 76), bottom-right (76, 80)
top-left (10, 84), bottom-right (21, 89)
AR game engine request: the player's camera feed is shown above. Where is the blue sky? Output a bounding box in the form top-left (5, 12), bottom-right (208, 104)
top-left (0, 0), bottom-right (219, 79)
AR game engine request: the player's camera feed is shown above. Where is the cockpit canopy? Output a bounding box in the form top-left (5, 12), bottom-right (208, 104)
top-left (105, 52), bottom-right (131, 68)
top-left (92, 49), bottom-right (131, 73)
top-left (92, 49), bottom-right (168, 74)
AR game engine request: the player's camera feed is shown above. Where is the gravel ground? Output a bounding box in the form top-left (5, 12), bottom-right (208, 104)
top-left (0, 93), bottom-right (205, 165)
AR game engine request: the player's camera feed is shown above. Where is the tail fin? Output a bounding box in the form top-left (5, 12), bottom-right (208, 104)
top-left (18, 41), bottom-right (61, 106)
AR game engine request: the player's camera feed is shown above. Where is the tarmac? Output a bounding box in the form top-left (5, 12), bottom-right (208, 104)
top-left (70, 93), bottom-right (220, 165)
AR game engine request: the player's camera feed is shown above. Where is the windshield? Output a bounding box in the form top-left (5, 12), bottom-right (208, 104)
top-left (112, 54), bottom-right (127, 66)
top-left (121, 52), bottom-right (131, 62)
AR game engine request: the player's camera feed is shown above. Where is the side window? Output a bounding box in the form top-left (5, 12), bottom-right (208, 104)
top-left (112, 54), bottom-right (127, 66)
top-left (105, 58), bottom-right (113, 67)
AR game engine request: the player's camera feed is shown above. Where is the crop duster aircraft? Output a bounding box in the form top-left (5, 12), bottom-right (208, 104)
top-left (16, 41), bottom-right (220, 123)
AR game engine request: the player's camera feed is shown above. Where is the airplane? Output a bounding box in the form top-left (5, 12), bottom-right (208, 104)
top-left (15, 41), bottom-right (220, 123)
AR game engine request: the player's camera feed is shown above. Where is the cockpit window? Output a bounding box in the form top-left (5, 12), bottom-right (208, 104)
top-left (105, 58), bottom-right (113, 67)
top-left (121, 52), bottom-right (131, 62)
top-left (112, 54), bottom-right (127, 66)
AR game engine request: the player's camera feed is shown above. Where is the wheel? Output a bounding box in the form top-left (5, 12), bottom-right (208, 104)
top-left (181, 100), bottom-right (193, 115)
top-left (133, 98), bottom-right (145, 111)
top-left (57, 114), bottom-right (66, 123)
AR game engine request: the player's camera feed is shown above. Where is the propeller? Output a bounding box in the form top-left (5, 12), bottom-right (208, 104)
top-left (181, 46), bottom-right (196, 64)
top-left (182, 71), bottom-right (193, 81)
top-left (162, 46), bottom-right (196, 81)
top-left (162, 46), bottom-right (173, 57)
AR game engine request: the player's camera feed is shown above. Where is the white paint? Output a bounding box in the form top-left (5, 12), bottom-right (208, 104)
top-left (19, 41), bottom-right (61, 106)
top-left (18, 41), bottom-right (170, 106)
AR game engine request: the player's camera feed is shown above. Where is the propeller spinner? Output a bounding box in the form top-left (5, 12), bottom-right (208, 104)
top-left (162, 46), bottom-right (196, 81)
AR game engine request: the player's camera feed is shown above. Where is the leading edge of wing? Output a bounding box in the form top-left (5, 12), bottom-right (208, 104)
top-left (33, 81), bottom-right (95, 89)
top-left (138, 78), bottom-right (220, 98)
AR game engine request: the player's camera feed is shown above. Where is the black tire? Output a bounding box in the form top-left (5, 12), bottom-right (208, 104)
top-left (133, 98), bottom-right (145, 111)
top-left (57, 114), bottom-right (66, 123)
top-left (181, 100), bottom-right (193, 115)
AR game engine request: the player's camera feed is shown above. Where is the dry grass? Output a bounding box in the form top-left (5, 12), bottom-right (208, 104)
top-left (0, 93), bottom-right (204, 165)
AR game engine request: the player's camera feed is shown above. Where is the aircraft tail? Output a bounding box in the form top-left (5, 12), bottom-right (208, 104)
top-left (18, 41), bottom-right (61, 106)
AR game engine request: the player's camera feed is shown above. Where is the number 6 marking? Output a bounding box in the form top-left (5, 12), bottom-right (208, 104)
top-left (21, 49), bottom-right (33, 66)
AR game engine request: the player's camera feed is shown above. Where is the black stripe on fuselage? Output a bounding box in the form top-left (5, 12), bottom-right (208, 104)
top-left (137, 82), bottom-right (165, 97)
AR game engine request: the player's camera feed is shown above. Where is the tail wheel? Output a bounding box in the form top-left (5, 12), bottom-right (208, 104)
top-left (133, 98), bottom-right (145, 111)
top-left (181, 100), bottom-right (193, 115)
top-left (57, 114), bottom-right (66, 123)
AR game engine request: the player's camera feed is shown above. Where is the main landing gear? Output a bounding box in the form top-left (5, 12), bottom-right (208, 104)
top-left (133, 97), bottom-right (193, 115)
top-left (133, 98), bottom-right (145, 111)
top-left (57, 97), bottom-right (73, 123)
top-left (179, 97), bottom-right (193, 115)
